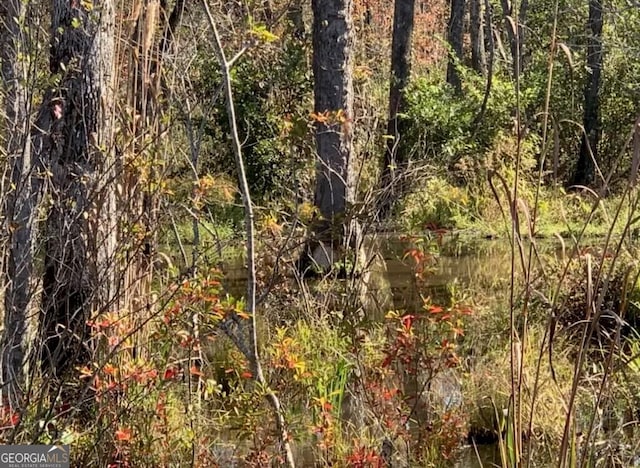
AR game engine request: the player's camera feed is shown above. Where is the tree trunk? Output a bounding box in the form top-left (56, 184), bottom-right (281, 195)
top-left (500, 0), bottom-right (527, 76)
top-left (447, 0), bottom-right (466, 93)
top-left (310, 0), bottom-right (355, 264)
top-left (122, 0), bottom-right (185, 359)
top-left (379, 0), bottom-right (416, 219)
top-left (39, 0), bottom-right (116, 378)
top-left (572, 0), bottom-right (603, 187)
top-left (470, 0), bottom-right (487, 75)
top-left (1, 0), bottom-right (39, 409)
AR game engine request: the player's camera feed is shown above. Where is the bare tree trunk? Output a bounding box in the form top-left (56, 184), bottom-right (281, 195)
top-left (310, 0), bottom-right (355, 265)
top-left (572, 0), bottom-right (603, 187)
top-left (39, 0), bottom-right (116, 378)
top-left (1, 0), bottom-right (39, 409)
top-left (447, 0), bottom-right (466, 93)
top-left (379, 0), bottom-right (416, 220)
top-left (470, 0), bottom-right (487, 75)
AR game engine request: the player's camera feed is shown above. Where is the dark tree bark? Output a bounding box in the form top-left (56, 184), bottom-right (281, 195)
top-left (158, 0), bottom-right (186, 64)
top-left (39, 0), bottom-right (116, 378)
top-left (1, 0), bottom-right (40, 408)
top-left (310, 0), bottom-right (355, 256)
top-left (470, 0), bottom-right (487, 75)
top-left (572, 0), bottom-right (603, 187)
top-left (379, 0), bottom-right (416, 219)
top-left (447, 0), bottom-right (466, 92)
top-left (472, 0), bottom-right (495, 127)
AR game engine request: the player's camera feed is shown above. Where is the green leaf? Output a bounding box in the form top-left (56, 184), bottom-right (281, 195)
top-left (250, 24), bottom-right (279, 43)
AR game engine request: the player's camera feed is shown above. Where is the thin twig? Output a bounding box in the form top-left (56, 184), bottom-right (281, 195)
top-left (200, 2), bottom-right (295, 466)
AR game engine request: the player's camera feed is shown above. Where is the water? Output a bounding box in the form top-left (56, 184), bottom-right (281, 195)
top-left (456, 444), bottom-right (501, 467)
top-left (212, 235), bottom-right (631, 466)
top-left (363, 235), bottom-right (548, 315)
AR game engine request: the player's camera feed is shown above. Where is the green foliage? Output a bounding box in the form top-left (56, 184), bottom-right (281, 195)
top-left (401, 177), bottom-right (477, 230)
top-left (403, 68), bottom-right (518, 165)
top-left (194, 37), bottom-right (313, 201)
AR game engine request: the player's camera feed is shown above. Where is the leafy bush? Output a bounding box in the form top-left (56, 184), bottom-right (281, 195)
top-left (194, 38), bottom-right (313, 201)
top-left (403, 68), bottom-right (518, 166)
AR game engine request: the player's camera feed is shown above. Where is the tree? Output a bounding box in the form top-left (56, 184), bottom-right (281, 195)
top-left (572, 0), bottom-right (603, 187)
top-left (121, 0), bottom-right (185, 360)
top-left (379, 0), bottom-right (416, 219)
top-left (1, 0), bottom-right (39, 408)
top-left (308, 0), bottom-right (355, 268)
top-left (469, 0), bottom-right (487, 75)
top-left (39, 0), bottom-right (116, 378)
top-left (201, 2), bottom-right (295, 465)
top-left (500, 0), bottom-right (528, 76)
top-left (446, 0), bottom-right (466, 92)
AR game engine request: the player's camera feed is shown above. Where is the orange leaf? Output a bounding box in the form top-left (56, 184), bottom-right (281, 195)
top-left (190, 366), bottom-right (204, 377)
top-left (77, 366), bottom-right (93, 379)
top-left (115, 427), bottom-right (132, 442)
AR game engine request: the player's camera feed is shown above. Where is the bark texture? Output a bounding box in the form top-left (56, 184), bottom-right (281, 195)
top-left (572, 0), bottom-right (603, 187)
top-left (122, 0), bottom-right (185, 359)
top-left (379, 0), bottom-right (416, 219)
top-left (470, 0), bottom-right (487, 75)
top-left (1, 0), bottom-right (38, 408)
top-left (446, 0), bottom-right (466, 92)
top-left (311, 0), bottom-right (355, 234)
top-left (39, 0), bottom-right (116, 377)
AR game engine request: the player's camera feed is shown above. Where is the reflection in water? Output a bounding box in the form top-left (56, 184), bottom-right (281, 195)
top-left (456, 444), bottom-right (501, 467)
top-left (218, 235), bottom-right (565, 466)
top-left (364, 236), bottom-right (551, 316)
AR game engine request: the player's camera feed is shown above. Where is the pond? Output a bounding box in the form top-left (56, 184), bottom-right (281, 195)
top-left (212, 234), bottom-right (637, 466)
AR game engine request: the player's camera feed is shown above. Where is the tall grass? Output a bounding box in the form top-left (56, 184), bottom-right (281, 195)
top-left (496, 5), bottom-right (640, 463)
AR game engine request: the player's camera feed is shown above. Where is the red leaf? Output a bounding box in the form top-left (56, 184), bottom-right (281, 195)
top-left (163, 367), bottom-right (177, 380)
top-left (401, 314), bottom-right (415, 331)
top-left (190, 365), bottom-right (204, 377)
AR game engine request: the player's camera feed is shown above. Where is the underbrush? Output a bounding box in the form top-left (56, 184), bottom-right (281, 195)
top-left (400, 173), bottom-right (636, 241)
top-left (5, 178), bottom-right (640, 467)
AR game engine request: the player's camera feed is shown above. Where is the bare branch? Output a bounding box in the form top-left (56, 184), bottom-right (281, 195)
top-left (200, 2), bottom-right (295, 466)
